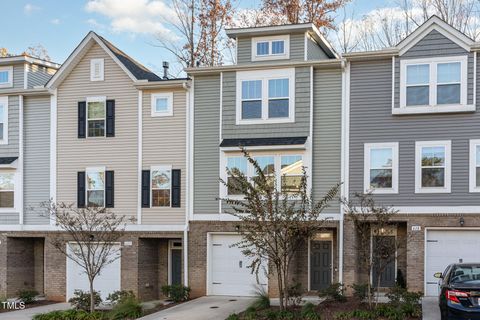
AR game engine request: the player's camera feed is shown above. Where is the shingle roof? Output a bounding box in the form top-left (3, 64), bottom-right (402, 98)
top-left (96, 34), bottom-right (163, 81)
top-left (220, 136), bottom-right (308, 148)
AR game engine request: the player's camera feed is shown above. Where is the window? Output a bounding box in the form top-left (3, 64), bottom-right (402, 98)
top-left (90, 59), bottom-right (104, 81)
top-left (0, 66), bottom-right (12, 88)
top-left (87, 97), bottom-right (106, 137)
top-left (469, 139), bottom-right (480, 192)
top-left (0, 96), bottom-right (7, 144)
top-left (237, 68), bottom-right (295, 124)
top-left (151, 166), bottom-right (171, 207)
top-left (400, 56), bottom-right (468, 111)
top-left (252, 35), bottom-right (289, 61)
top-left (86, 168), bottom-right (105, 207)
top-left (415, 141), bottom-right (451, 193)
top-left (0, 171), bottom-right (14, 208)
top-left (151, 92), bottom-right (173, 117)
top-left (364, 143), bottom-right (399, 194)
top-left (280, 155), bottom-right (303, 194)
top-left (223, 153), bottom-right (304, 197)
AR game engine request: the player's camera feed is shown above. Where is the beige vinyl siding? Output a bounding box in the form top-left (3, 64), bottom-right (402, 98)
top-left (141, 89), bottom-right (186, 225)
top-left (56, 43), bottom-right (138, 220)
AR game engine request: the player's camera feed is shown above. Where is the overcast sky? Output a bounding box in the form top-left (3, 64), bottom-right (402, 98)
top-left (2, 0), bottom-right (395, 76)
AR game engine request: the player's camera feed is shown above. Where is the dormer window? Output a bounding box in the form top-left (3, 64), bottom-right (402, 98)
top-left (398, 56), bottom-right (471, 114)
top-left (0, 67), bottom-right (13, 88)
top-left (252, 35), bottom-right (289, 61)
top-left (90, 58), bottom-right (104, 81)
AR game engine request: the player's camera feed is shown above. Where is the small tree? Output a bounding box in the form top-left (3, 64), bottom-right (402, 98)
top-left (343, 193), bottom-right (404, 308)
top-left (43, 201), bottom-right (132, 313)
top-left (219, 149), bottom-right (340, 310)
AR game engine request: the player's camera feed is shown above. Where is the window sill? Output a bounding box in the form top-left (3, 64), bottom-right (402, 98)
top-left (393, 104), bottom-right (475, 115)
top-left (151, 112), bottom-right (173, 118)
top-left (415, 187), bottom-right (451, 194)
top-left (236, 117), bottom-right (295, 125)
top-left (364, 189), bottom-right (398, 195)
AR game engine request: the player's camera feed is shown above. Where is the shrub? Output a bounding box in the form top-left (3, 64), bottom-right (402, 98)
top-left (108, 296), bottom-right (142, 320)
top-left (334, 309), bottom-right (375, 320)
top-left (33, 309), bottom-right (107, 320)
top-left (68, 289), bottom-right (102, 311)
top-left (226, 313), bottom-right (240, 320)
top-left (350, 283), bottom-right (372, 301)
top-left (276, 310), bottom-right (295, 320)
top-left (250, 291), bottom-right (270, 310)
top-left (286, 282), bottom-right (303, 307)
top-left (385, 285), bottom-right (422, 318)
top-left (244, 306), bottom-right (257, 320)
top-left (106, 290), bottom-right (136, 305)
top-left (319, 283), bottom-right (346, 302)
top-left (17, 289), bottom-right (38, 304)
top-left (161, 284), bottom-right (190, 302)
top-left (301, 302), bottom-right (320, 320)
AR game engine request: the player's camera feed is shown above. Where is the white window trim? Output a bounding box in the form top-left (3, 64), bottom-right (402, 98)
top-left (86, 166), bottom-right (106, 207)
top-left (151, 92), bottom-right (174, 117)
top-left (251, 35), bottom-right (290, 61)
top-left (364, 142), bottom-right (399, 194)
top-left (220, 152), bottom-right (304, 200)
top-left (0, 96), bottom-right (8, 145)
top-left (86, 96), bottom-right (106, 138)
top-left (0, 66), bottom-right (13, 88)
top-left (469, 139), bottom-right (480, 193)
top-left (236, 68), bottom-right (295, 125)
top-left (398, 56), bottom-right (470, 114)
top-left (90, 58), bottom-right (104, 82)
top-left (150, 165), bottom-right (172, 208)
top-left (415, 140), bottom-right (451, 193)
top-left (0, 170), bottom-right (19, 213)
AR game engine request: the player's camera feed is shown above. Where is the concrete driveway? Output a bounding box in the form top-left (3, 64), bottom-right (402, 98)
top-left (0, 303), bottom-right (70, 320)
top-left (139, 296), bottom-right (254, 320)
top-left (422, 296), bottom-right (440, 320)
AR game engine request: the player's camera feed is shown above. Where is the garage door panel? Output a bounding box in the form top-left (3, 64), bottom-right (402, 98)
top-left (210, 234), bottom-right (267, 296)
top-left (426, 231), bottom-right (480, 296)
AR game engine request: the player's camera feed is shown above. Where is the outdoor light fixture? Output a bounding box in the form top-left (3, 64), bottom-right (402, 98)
top-left (89, 234), bottom-right (95, 241)
top-left (235, 225), bottom-right (240, 232)
top-left (460, 217), bottom-right (465, 227)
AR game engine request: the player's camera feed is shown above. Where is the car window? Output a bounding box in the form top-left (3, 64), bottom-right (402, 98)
top-left (450, 265), bottom-right (480, 284)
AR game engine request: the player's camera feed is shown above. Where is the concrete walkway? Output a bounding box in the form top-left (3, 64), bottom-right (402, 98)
top-left (139, 296), bottom-right (254, 320)
top-left (0, 303), bottom-right (70, 320)
top-left (422, 296), bottom-right (440, 320)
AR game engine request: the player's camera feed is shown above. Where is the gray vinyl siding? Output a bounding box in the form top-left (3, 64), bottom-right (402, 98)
top-left (27, 64), bottom-right (54, 88)
top-left (221, 67), bottom-right (310, 139)
top-left (313, 68), bottom-right (342, 213)
top-left (193, 75), bottom-right (221, 214)
top-left (0, 96), bottom-right (19, 157)
top-left (394, 30), bottom-right (473, 108)
top-left (307, 37), bottom-right (328, 60)
top-left (23, 95), bottom-right (50, 225)
top-left (13, 64), bottom-right (24, 89)
top-left (236, 32), bottom-right (305, 64)
top-left (349, 57), bottom-right (480, 206)
top-left (0, 213), bottom-right (19, 224)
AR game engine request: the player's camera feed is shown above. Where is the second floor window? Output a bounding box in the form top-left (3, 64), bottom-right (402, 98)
top-left (237, 68), bottom-right (295, 124)
top-left (227, 157), bottom-right (247, 195)
top-left (86, 168), bottom-right (105, 207)
top-left (469, 140), bottom-right (480, 192)
top-left (364, 143), bottom-right (399, 194)
top-left (415, 141), bottom-right (451, 193)
top-left (151, 166), bottom-right (171, 207)
top-left (0, 96), bottom-right (7, 144)
top-left (0, 171), bottom-right (14, 208)
top-left (401, 56), bottom-right (467, 109)
top-left (87, 97), bottom-right (106, 137)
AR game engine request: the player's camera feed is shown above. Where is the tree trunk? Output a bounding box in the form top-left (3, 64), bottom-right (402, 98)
top-left (277, 267), bottom-right (285, 311)
top-left (89, 279), bottom-right (95, 313)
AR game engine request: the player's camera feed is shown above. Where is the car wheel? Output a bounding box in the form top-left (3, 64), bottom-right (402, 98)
top-left (440, 310), bottom-right (447, 320)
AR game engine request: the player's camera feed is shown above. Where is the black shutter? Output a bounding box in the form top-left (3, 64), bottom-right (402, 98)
top-left (141, 170), bottom-right (150, 208)
top-left (171, 169), bottom-right (181, 208)
top-left (106, 100), bottom-right (115, 137)
top-left (105, 170), bottom-right (114, 208)
top-left (77, 171), bottom-right (86, 208)
top-left (78, 101), bottom-right (86, 138)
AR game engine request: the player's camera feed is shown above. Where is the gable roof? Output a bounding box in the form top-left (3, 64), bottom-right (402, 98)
top-left (396, 15), bottom-right (474, 55)
top-left (47, 31), bottom-right (163, 88)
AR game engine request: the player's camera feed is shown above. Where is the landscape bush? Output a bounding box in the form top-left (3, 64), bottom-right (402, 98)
top-left (17, 289), bottom-right (38, 304)
top-left (108, 296), bottom-right (142, 320)
top-left (106, 290), bottom-right (136, 305)
top-left (319, 283), bottom-right (346, 302)
top-left (161, 284), bottom-right (190, 302)
top-left (32, 309), bottom-right (107, 320)
top-left (68, 289), bottom-right (102, 311)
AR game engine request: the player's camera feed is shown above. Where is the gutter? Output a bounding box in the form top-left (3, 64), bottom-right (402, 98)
top-left (133, 79), bottom-right (190, 89)
top-left (343, 49), bottom-right (398, 60)
top-left (0, 87), bottom-right (52, 96)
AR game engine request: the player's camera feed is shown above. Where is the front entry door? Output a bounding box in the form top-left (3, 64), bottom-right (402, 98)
top-left (310, 241), bottom-right (332, 291)
top-left (171, 249), bottom-right (182, 285)
top-left (372, 236), bottom-right (396, 288)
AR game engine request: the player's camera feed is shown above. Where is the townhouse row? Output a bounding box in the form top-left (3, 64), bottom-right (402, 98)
top-left (0, 15), bottom-right (478, 301)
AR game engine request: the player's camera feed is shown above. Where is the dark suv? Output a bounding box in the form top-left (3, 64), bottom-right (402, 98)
top-left (435, 263), bottom-right (480, 320)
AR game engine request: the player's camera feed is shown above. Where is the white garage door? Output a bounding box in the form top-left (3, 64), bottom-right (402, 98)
top-left (66, 244), bottom-right (121, 300)
top-left (209, 234), bottom-right (267, 296)
top-left (425, 230), bottom-right (480, 296)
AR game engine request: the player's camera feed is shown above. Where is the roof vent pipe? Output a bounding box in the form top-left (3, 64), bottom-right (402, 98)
top-left (162, 61), bottom-right (169, 79)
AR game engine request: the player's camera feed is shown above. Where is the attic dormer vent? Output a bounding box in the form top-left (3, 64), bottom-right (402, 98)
top-left (90, 58), bottom-right (104, 82)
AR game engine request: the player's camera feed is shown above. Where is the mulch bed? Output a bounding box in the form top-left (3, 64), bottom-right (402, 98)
top-left (141, 300), bottom-right (180, 317)
top-left (0, 300), bottom-right (59, 313)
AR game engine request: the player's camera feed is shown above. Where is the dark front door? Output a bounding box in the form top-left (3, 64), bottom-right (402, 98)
top-left (171, 249), bottom-right (182, 285)
top-left (372, 236), bottom-right (396, 288)
top-left (310, 241), bottom-right (332, 291)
